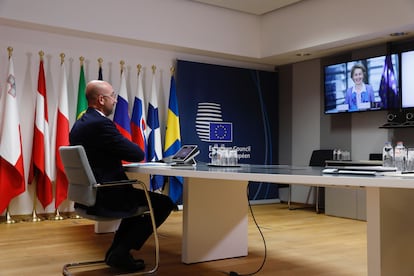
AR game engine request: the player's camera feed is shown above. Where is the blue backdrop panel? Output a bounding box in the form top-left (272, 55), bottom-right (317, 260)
top-left (176, 60), bottom-right (279, 200)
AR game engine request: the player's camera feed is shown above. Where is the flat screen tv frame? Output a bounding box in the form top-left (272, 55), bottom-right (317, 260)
top-left (323, 53), bottom-right (400, 115)
top-left (401, 50), bottom-right (414, 109)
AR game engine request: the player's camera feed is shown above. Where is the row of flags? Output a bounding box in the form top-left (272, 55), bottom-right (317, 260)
top-left (0, 50), bottom-right (183, 215)
top-left (113, 64), bottom-right (183, 201)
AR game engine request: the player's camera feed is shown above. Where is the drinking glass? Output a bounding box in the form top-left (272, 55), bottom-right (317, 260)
top-left (407, 148), bottom-right (414, 171)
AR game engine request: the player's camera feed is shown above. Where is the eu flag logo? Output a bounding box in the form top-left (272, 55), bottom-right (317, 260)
top-left (209, 122), bottom-right (232, 142)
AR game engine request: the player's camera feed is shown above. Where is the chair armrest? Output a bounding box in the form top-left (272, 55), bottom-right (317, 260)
top-left (94, 179), bottom-right (138, 188)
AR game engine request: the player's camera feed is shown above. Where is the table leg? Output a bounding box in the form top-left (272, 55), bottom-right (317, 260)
top-left (366, 187), bottom-right (414, 276)
top-left (182, 178), bottom-right (249, 263)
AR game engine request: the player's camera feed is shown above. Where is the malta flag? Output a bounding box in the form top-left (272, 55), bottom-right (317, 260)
top-left (147, 68), bottom-right (164, 191)
top-left (0, 55), bottom-right (25, 213)
top-left (113, 66), bottom-right (132, 140)
top-left (29, 55), bottom-right (53, 209)
top-left (164, 74), bottom-right (183, 203)
top-left (131, 69), bottom-right (147, 158)
top-left (54, 59), bottom-right (69, 209)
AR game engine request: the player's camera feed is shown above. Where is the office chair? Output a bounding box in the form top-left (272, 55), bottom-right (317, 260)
top-left (369, 153), bottom-right (382, 161)
top-left (59, 145), bottom-right (159, 276)
top-left (288, 149), bottom-right (333, 213)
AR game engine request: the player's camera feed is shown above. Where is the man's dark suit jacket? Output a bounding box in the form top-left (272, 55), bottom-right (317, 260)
top-left (70, 107), bottom-right (145, 215)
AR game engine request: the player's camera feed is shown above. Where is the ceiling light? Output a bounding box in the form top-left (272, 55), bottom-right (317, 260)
top-left (296, 52), bottom-right (311, 57)
top-left (389, 32), bottom-right (408, 37)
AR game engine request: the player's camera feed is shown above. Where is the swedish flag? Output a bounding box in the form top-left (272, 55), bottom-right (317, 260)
top-left (164, 74), bottom-right (183, 203)
top-left (165, 75), bottom-right (181, 156)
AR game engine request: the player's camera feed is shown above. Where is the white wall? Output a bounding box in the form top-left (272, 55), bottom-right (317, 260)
top-left (0, 0), bottom-right (261, 59)
top-left (291, 59), bottom-right (321, 165)
top-left (0, 24), bottom-right (273, 216)
top-left (2, 0), bottom-right (414, 63)
top-left (351, 113), bottom-right (388, 161)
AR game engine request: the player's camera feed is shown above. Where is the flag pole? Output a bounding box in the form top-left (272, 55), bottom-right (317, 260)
top-left (7, 46), bottom-right (12, 58)
top-left (53, 53), bottom-right (66, 221)
top-left (120, 60), bottom-right (125, 74)
top-left (29, 50), bottom-right (46, 223)
top-left (5, 206), bottom-right (16, 224)
top-left (59, 52), bottom-right (65, 65)
top-left (152, 64), bottom-right (156, 75)
top-left (53, 209), bottom-right (64, 220)
top-left (170, 66), bottom-right (175, 75)
top-left (31, 177), bottom-right (41, 222)
top-left (98, 57), bottom-right (103, 80)
top-left (3, 47), bottom-right (17, 225)
top-left (137, 64), bottom-right (142, 75)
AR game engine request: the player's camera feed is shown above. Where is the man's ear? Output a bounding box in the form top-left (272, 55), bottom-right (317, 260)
top-left (98, 95), bottom-right (105, 105)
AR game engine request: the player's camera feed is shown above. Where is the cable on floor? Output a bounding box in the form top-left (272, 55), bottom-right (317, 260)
top-left (219, 183), bottom-right (267, 276)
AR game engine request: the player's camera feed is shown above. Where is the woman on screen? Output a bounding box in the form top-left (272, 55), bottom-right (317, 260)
top-left (345, 64), bottom-right (376, 111)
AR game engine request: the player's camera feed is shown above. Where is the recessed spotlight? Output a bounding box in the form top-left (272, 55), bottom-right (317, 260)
top-left (390, 32), bottom-right (408, 37)
top-left (296, 52), bottom-right (311, 57)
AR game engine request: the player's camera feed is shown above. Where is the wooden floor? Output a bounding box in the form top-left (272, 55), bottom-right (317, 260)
top-left (0, 203), bottom-right (367, 276)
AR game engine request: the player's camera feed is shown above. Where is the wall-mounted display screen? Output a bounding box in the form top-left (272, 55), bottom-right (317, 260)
top-left (324, 54), bottom-right (399, 114)
top-left (401, 50), bottom-right (414, 109)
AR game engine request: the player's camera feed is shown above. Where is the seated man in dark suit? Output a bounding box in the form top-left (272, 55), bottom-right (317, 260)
top-left (70, 80), bottom-right (175, 272)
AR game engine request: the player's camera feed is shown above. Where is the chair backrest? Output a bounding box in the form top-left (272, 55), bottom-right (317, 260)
top-left (369, 153), bottom-right (382, 161)
top-left (59, 145), bottom-right (97, 206)
top-left (309, 149), bottom-right (334, 167)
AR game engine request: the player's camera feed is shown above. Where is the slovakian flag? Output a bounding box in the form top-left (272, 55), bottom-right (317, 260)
top-left (54, 58), bottom-right (69, 209)
top-left (76, 58), bottom-right (87, 120)
top-left (147, 67), bottom-right (164, 191)
top-left (28, 53), bottom-right (53, 209)
top-left (113, 65), bottom-right (132, 140)
top-left (379, 55), bottom-right (399, 109)
top-left (0, 54), bottom-right (25, 214)
top-left (131, 68), bottom-right (147, 158)
top-left (164, 74), bottom-right (183, 203)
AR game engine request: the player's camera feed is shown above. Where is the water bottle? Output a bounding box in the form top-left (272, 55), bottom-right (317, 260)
top-left (218, 144), bottom-right (226, 166)
top-left (211, 144), bottom-right (219, 165)
top-left (382, 142), bottom-right (394, 167)
top-left (336, 149), bottom-right (342, 161)
top-left (394, 141), bottom-right (407, 171)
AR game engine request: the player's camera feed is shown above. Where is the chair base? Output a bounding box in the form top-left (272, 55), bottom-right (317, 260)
top-left (288, 185), bottom-right (322, 213)
top-left (62, 182), bottom-right (159, 276)
top-left (63, 259), bottom-right (158, 275)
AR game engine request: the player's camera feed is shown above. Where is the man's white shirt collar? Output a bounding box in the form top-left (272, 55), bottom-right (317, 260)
top-left (95, 109), bottom-right (106, 117)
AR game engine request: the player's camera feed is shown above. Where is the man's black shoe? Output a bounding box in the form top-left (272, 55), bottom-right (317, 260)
top-left (105, 251), bottom-right (145, 272)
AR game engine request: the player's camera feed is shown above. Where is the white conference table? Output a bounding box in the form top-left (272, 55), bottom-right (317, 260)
top-left (125, 163), bottom-right (414, 276)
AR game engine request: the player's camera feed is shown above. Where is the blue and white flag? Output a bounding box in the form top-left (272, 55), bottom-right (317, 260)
top-left (147, 68), bottom-right (164, 191)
